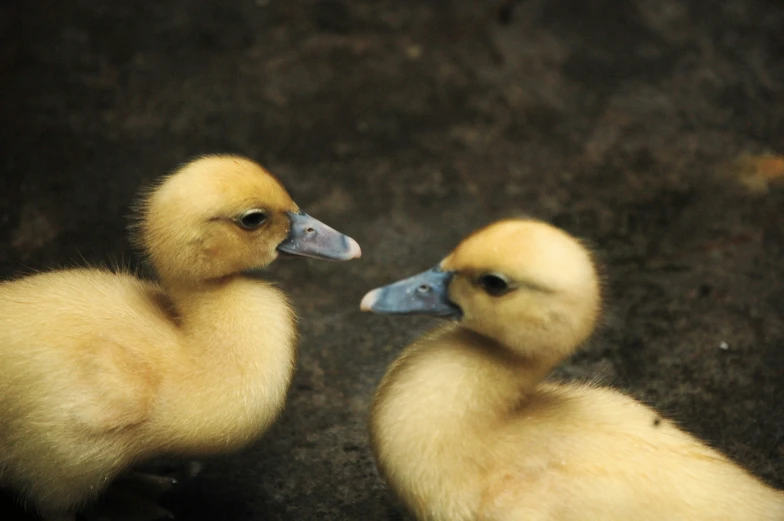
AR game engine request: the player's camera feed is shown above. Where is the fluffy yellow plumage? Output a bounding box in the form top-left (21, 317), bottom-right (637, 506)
top-left (362, 219), bottom-right (784, 521)
top-left (0, 155), bottom-right (360, 520)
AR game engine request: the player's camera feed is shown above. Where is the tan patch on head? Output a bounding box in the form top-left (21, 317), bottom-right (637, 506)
top-left (441, 219), bottom-right (596, 292)
top-left (153, 155), bottom-right (298, 220)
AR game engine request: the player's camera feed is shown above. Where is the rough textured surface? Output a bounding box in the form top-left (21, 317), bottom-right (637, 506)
top-left (1, 0), bottom-right (783, 519)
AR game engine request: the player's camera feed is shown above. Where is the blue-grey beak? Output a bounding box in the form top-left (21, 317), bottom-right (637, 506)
top-left (360, 266), bottom-right (462, 318)
top-left (277, 211), bottom-right (361, 261)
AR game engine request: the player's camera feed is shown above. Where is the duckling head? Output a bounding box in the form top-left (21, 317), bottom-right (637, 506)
top-left (361, 219), bottom-right (600, 361)
top-left (134, 155), bottom-right (361, 286)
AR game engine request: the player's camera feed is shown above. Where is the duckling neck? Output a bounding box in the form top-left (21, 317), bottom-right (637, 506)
top-left (167, 277), bottom-right (295, 359)
top-left (153, 276), bottom-right (297, 454)
top-left (370, 325), bottom-right (559, 515)
top-left (375, 325), bottom-right (557, 425)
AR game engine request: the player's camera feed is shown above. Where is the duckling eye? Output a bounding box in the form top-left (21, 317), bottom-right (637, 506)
top-left (237, 209), bottom-right (268, 230)
top-left (478, 273), bottom-right (512, 297)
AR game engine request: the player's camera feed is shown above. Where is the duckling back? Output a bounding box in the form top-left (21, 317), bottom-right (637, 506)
top-left (488, 383), bottom-right (784, 521)
top-left (370, 327), bottom-right (784, 521)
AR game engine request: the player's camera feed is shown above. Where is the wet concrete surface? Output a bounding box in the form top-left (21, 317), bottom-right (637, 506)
top-left (1, 0), bottom-right (783, 519)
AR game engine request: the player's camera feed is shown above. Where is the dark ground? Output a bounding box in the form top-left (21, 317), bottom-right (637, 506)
top-left (1, 0), bottom-right (783, 519)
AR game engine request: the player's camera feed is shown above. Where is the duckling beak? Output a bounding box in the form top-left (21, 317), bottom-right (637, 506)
top-left (360, 266), bottom-right (462, 318)
top-left (277, 211), bottom-right (361, 261)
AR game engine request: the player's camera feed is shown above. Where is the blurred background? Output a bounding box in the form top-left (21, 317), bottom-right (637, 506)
top-left (1, 0), bottom-right (782, 519)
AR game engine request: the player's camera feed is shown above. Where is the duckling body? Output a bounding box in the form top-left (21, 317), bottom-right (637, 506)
top-left (0, 269), bottom-right (293, 512)
top-left (0, 155), bottom-right (360, 519)
top-left (363, 219), bottom-right (784, 521)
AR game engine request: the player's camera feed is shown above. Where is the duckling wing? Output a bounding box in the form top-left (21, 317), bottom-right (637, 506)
top-left (0, 270), bottom-right (169, 435)
top-left (64, 334), bottom-right (159, 432)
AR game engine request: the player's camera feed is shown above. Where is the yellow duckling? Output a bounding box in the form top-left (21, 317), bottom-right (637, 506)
top-left (0, 155), bottom-right (361, 520)
top-left (361, 219), bottom-right (784, 521)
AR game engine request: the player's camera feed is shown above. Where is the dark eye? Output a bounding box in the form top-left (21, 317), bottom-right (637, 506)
top-left (237, 209), bottom-right (268, 230)
top-left (478, 273), bottom-right (512, 296)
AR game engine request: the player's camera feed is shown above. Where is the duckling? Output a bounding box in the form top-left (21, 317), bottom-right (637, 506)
top-left (0, 155), bottom-right (361, 521)
top-left (361, 219), bottom-right (784, 521)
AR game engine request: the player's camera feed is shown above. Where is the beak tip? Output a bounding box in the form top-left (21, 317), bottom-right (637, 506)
top-left (360, 289), bottom-right (379, 312)
top-left (347, 237), bottom-right (362, 259)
